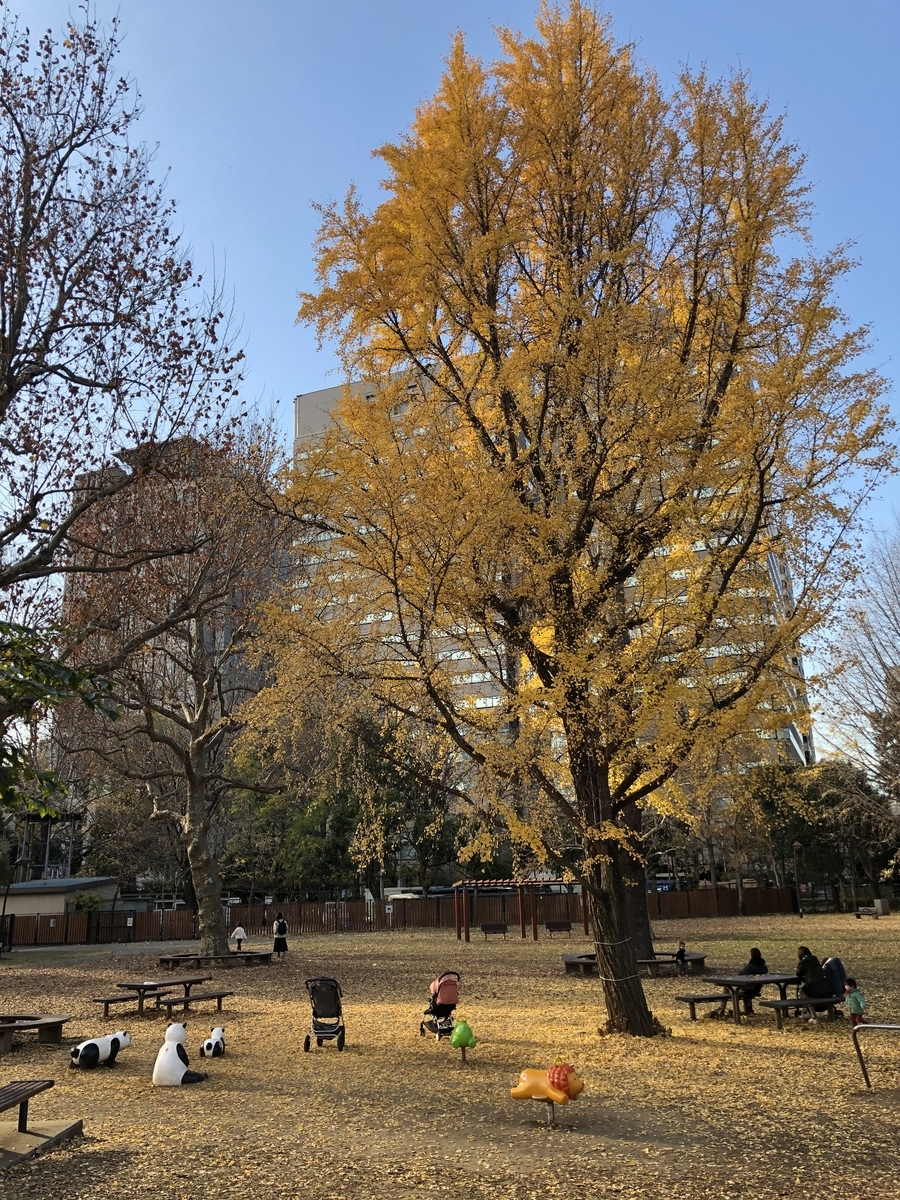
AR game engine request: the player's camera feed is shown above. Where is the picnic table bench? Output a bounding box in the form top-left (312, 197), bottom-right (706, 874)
top-left (675, 993), bottom-right (732, 1020)
top-left (758, 995), bottom-right (844, 1031)
top-left (544, 920), bottom-right (573, 936)
top-left (0, 1080), bottom-right (54, 1135)
top-left (703, 973), bottom-right (799, 1026)
top-left (156, 989), bottom-right (233, 1017)
top-left (93, 975), bottom-right (212, 1019)
top-left (92, 988), bottom-right (172, 1019)
top-left (157, 951), bottom-right (273, 970)
top-left (0, 1016), bottom-right (71, 1055)
top-left (562, 953), bottom-right (598, 976)
top-left (480, 922), bottom-right (508, 939)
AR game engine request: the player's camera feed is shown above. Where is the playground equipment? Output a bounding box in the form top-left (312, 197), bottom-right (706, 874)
top-left (449, 1017), bottom-right (476, 1061)
top-left (510, 1059), bottom-right (584, 1123)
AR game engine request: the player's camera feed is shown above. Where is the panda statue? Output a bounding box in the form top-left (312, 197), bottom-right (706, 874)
top-left (200, 1026), bottom-right (225, 1058)
top-left (70, 1030), bottom-right (132, 1069)
top-left (152, 1023), bottom-right (208, 1086)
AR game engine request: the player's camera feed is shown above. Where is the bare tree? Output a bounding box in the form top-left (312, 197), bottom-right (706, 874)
top-left (55, 433), bottom-right (288, 954)
top-left (0, 10), bottom-right (241, 609)
top-left (826, 528), bottom-right (900, 803)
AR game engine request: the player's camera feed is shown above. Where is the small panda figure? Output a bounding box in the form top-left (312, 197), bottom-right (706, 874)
top-left (71, 1030), bottom-right (132, 1069)
top-left (152, 1023), bottom-right (208, 1086)
top-left (200, 1026), bottom-right (225, 1058)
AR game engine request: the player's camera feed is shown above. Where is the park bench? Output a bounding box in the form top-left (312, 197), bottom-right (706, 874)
top-left (675, 993), bottom-right (731, 1021)
top-left (856, 907), bottom-right (879, 919)
top-left (480, 922), bottom-right (508, 939)
top-left (646, 951), bottom-right (707, 975)
top-left (156, 989), bottom-right (233, 1018)
top-left (92, 990), bottom-right (171, 1020)
top-left (758, 996), bottom-right (844, 1031)
top-left (0, 1016), bottom-right (71, 1055)
top-left (157, 951), bottom-right (273, 970)
top-left (562, 953), bottom-right (598, 976)
top-left (0, 1080), bottom-right (54, 1135)
top-left (544, 920), bottom-right (573, 936)
top-left (638, 957), bottom-right (678, 976)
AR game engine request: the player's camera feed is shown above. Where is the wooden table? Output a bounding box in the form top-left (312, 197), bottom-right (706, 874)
top-left (702, 974), bottom-right (799, 1026)
top-left (116, 975), bottom-right (211, 1015)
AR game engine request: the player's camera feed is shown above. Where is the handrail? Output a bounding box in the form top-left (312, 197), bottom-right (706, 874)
top-left (850, 1023), bottom-right (900, 1088)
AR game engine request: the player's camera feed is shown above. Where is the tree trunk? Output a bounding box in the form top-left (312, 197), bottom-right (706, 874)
top-left (587, 856), bottom-right (658, 1036)
top-left (618, 802), bottom-right (654, 959)
top-left (565, 705), bottom-right (658, 1036)
top-left (183, 784), bottom-right (228, 955)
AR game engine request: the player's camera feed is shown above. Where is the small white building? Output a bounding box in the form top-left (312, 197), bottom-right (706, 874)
top-left (2, 876), bottom-right (119, 917)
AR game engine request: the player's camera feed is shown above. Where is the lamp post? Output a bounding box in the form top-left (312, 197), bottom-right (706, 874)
top-left (792, 842), bottom-right (804, 919)
top-left (0, 856), bottom-right (30, 957)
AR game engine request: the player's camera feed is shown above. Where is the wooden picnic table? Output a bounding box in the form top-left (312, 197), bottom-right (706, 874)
top-left (702, 973), bottom-right (799, 1026)
top-left (115, 975), bottom-right (212, 1016)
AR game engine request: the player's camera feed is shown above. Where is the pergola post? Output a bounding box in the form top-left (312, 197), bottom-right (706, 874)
top-left (454, 888), bottom-right (462, 941)
top-left (530, 885), bottom-right (538, 941)
top-left (581, 888), bottom-right (589, 935)
top-left (463, 887), bottom-right (471, 943)
top-left (518, 886), bottom-right (526, 938)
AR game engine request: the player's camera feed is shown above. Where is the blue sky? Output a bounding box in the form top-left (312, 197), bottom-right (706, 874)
top-left (20, 0), bottom-right (900, 525)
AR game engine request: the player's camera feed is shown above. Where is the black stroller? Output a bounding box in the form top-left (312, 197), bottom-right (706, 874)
top-left (303, 976), bottom-right (346, 1052)
top-left (419, 970), bottom-right (460, 1041)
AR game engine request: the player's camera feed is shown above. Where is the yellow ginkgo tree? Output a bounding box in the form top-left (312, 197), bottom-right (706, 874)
top-left (262, 3), bottom-right (891, 1035)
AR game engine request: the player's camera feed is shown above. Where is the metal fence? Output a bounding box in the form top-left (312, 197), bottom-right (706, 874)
top-left (6, 886), bottom-right (796, 947)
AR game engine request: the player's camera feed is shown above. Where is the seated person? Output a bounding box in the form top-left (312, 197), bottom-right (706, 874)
top-left (714, 947), bottom-right (768, 1017)
top-left (737, 947), bottom-right (768, 1013)
top-left (796, 946), bottom-right (834, 1012)
top-left (821, 955), bottom-right (847, 1004)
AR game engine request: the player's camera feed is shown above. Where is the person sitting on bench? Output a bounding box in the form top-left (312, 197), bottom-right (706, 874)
top-left (711, 947), bottom-right (767, 1017)
top-left (737, 947), bottom-right (768, 1014)
top-left (796, 945), bottom-right (834, 1018)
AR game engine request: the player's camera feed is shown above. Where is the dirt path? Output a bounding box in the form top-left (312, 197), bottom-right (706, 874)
top-left (1, 915), bottom-right (898, 1198)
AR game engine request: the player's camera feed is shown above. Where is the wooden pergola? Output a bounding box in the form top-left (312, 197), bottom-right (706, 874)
top-left (451, 878), bottom-right (589, 942)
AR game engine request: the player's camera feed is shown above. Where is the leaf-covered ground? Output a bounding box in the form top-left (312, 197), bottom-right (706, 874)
top-left (0, 914), bottom-right (897, 1199)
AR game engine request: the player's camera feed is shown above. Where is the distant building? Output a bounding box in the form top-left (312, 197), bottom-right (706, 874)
top-left (2, 876), bottom-right (119, 917)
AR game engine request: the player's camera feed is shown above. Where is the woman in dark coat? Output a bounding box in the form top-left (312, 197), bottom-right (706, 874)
top-left (738, 947), bottom-right (768, 1013)
top-left (272, 912), bottom-right (289, 961)
top-left (796, 945), bottom-right (833, 1004)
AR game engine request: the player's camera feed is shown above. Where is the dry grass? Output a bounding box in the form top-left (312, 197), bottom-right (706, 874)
top-left (1, 913), bottom-right (899, 1199)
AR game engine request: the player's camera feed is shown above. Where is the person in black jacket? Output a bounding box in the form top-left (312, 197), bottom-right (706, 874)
top-left (738, 947), bottom-right (768, 1014)
top-left (796, 946), bottom-right (833, 1016)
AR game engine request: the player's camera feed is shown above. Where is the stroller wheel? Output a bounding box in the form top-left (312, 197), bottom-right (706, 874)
top-left (419, 1023), bottom-right (425, 1037)
top-left (337, 1030), bottom-right (345, 1052)
top-left (316, 1038), bottom-right (323, 1047)
top-left (303, 1035), bottom-right (310, 1053)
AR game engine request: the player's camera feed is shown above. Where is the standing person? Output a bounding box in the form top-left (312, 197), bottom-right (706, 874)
top-left (273, 912), bottom-right (289, 962)
top-left (231, 924), bottom-right (247, 953)
top-left (845, 978), bottom-right (868, 1025)
top-left (674, 941), bottom-right (687, 975)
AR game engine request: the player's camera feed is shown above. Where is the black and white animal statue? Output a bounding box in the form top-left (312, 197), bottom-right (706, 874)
top-left (152, 1023), bottom-right (208, 1086)
top-left (200, 1026), bottom-right (225, 1058)
top-left (70, 1030), bottom-right (132, 1069)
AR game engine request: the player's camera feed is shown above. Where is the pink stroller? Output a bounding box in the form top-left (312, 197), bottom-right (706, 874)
top-left (419, 970), bottom-right (460, 1041)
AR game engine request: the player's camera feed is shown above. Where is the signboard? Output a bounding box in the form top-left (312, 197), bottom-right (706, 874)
top-left (126, 917), bottom-right (134, 927)
top-left (384, 904), bottom-right (393, 914)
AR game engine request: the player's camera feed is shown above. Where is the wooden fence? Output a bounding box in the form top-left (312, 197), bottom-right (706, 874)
top-left (7, 886), bottom-right (796, 947)
top-left (647, 886), bottom-right (796, 919)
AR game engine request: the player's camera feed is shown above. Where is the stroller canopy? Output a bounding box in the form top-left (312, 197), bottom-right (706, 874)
top-left (305, 976), bottom-right (343, 1019)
